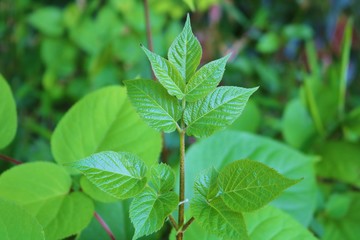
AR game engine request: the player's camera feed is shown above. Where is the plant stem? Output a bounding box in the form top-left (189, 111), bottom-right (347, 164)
top-left (182, 217), bottom-right (195, 232)
top-left (0, 154), bottom-right (22, 165)
top-left (94, 212), bottom-right (115, 240)
top-left (142, 0), bottom-right (155, 79)
top-left (169, 215), bottom-right (179, 230)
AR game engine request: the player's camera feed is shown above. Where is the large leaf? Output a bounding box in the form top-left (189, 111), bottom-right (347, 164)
top-left (130, 187), bottom-right (178, 239)
top-left (150, 163), bottom-right (176, 193)
top-left (168, 14), bottom-right (202, 81)
top-left (316, 141), bottom-right (360, 187)
top-left (0, 74), bottom-right (17, 149)
top-left (0, 162), bottom-right (94, 239)
top-left (80, 176), bottom-right (117, 203)
top-left (51, 86), bottom-right (161, 173)
top-left (245, 206), bottom-right (317, 240)
top-left (185, 130), bottom-right (317, 226)
top-left (218, 160), bottom-right (300, 212)
top-left (0, 199), bottom-right (45, 240)
top-left (125, 79), bottom-right (182, 132)
top-left (185, 54), bottom-right (230, 102)
top-left (142, 46), bottom-right (185, 99)
top-left (184, 86), bottom-right (258, 138)
top-left (190, 168), bottom-right (248, 240)
top-left (69, 151), bottom-right (147, 199)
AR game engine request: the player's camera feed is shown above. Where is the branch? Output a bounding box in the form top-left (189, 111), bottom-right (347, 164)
top-left (0, 154), bottom-right (22, 165)
top-left (168, 215), bottom-right (179, 230)
top-left (94, 212), bottom-right (115, 240)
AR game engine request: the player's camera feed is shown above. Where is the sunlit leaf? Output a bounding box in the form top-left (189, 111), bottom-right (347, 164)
top-left (184, 86), bottom-right (258, 138)
top-left (150, 163), bottom-right (176, 193)
top-left (168, 14), bottom-right (202, 81)
top-left (69, 151), bottom-right (147, 199)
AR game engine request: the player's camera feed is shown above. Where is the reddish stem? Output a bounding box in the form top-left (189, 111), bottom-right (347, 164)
top-left (0, 154), bottom-right (22, 165)
top-left (94, 212), bottom-right (115, 240)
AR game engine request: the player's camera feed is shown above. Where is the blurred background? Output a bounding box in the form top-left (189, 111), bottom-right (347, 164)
top-left (1, 0), bottom-right (360, 239)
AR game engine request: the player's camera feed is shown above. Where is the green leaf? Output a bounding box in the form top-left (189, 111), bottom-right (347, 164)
top-left (51, 86), bottom-right (162, 173)
top-left (185, 130), bottom-right (317, 226)
top-left (150, 163), bottom-right (176, 193)
top-left (0, 162), bottom-right (94, 239)
top-left (0, 74), bottom-right (17, 149)
top-left (218, 159), bottom-right (300, 212)
top-left (80, 176), bottom-right (118, 203)
top-left (256, 32), bottom-right (280, 54)
top-left (316, 141), bottom-right (360, 187)
top-left (228, 100), bottom-right (261, 133)
top-left (69, 151), bottom-right (147, 199)
top-left (190, 168), bottom-right (249, 240)
top-left (28, 7), bottom-right (64, 36)
top-left (325, 193), bottom-right (351, 219)
top-left (0, 199), bottom-right (45, 240)
top-left (245, 206), bottom-right (317, 240)
top-left (184, 86), bottom-right (258, 138)
top-left (168, 14), bottom-right (202, 81)
top-left (185, 54), bottom-right (230, 102)
top-left (125, 79), bottom-right (182, 132)
top-left (130, 187), bottom-right (178, 239)
top-left (282, 98), bottom-right (316, 149)
top-left (183, 0), bottom-right (195, 10)
top-left (141, 46), bottom-right (185, 99)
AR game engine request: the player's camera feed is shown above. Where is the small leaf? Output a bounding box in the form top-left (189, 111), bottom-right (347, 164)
top-left (185, 54), bottom-right (230, 102)
top-left (130, 187), bottom-right (178, 239)
top-left (125, 79), bottom-right (182, 132)
top-left (142, 46), bottom-right (185, 99)
top-left (150, 163), bottom-right (176, 193)
top-left (218, 159), bottom-right (300, 212)
top-left (69, 151), bottom-right (147, 199)
top-left (184, 86), bottom-right (258, 138)
top-left (0, 199), bottom-right (45, 240)
top-left (168, 14), bottom-right (202, 81)
top-left (0, 74), bottom-right (17, 149)
top-left (190, 168), bottom-right (249, 240)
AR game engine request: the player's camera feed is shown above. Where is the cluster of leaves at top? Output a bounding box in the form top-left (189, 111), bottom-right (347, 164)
top-left (69, 15), bottom-right (300, 240)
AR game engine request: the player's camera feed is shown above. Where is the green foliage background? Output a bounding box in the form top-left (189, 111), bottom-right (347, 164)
top-left (1, 0), bottom-right (360, 239)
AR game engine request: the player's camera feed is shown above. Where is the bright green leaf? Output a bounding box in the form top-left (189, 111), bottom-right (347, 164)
top-left (28, 7), bottom-right (64, 36)
top-left (0, 199), bottom-right (45, 240)
top-left (245, 206), bottom-right (317, 240)
top-left (69, 151), bottom-right (147, 199)
top-left (51, 86), bottom-right (161, 173)
top-left (228, 100), bottom-right (261, 133)
top-left (325, 193), bottom-right (352, 219)
top-left (150, 163), bottom-right (176, 193)
top-left (142, 46), bottom-right (185, 99)
top-left (185, 54), bottom-right (230, 102)
top-left (256, 32), bottom-right (280, 54)
top-left (0, 162), bottom-right (93, 239)
top-left (168, 14), bottom-right (202, 81)
top-left (190, 168), bottom-right (249, 240)
top-left (130, 187), bottom-right (178, 239)
top-left (125, 79), bottom-right (182, 132)
top-left (0, 74), bottom-right (17, 149)
top-left (184, 86), bottom-right (258, 138)
top-left (80, 176), bottom-right (118, 203)
top-left (183, 0), bottom-right (195, 10)
top-left (218, 159), bottom-right (300, 212)
top-left (185, 130), bottom-right (317, 226)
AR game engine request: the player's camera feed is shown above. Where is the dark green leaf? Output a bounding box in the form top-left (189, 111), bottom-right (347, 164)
top-left (125, 79), bottom-right (182, 132)
top-left (142, 46), bottom-right (185, 99)
top-left (185, 54), bottom-right (230, 102)
top-left (184, 86), bottom-right (258, 138)
top-left (69, 151), bottom-right (147, 199)
top-left (130, 187), bottom-right (178, 239)
top-left (168, 14), bottom-right (202, 81)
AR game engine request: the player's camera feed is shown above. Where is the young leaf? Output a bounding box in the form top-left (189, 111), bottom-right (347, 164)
top-left (0, 199), bottom-right (45, 240)
top-left (130, 187), bottom-right (178, 240)
top-left (142, 46), bottom-right (185, 99)
top-left (184, 86), bottom-right (258, 138)
top-left (125, 79), bottom-right (181, 132)
top-left (190, 168), bottom-right (249, 240)
top-left (168, 14), bottom-right (202, 81)
top-left (150, 163), bottom-right (176, 193)
top-left (218, 159), bottom-right (300, 212)
top-left (69, 151), bottom-right (147, 199)
top-left (0, 74), bottom-right (17, 149)
top-left (185, 54), bottom-right (230, 102)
